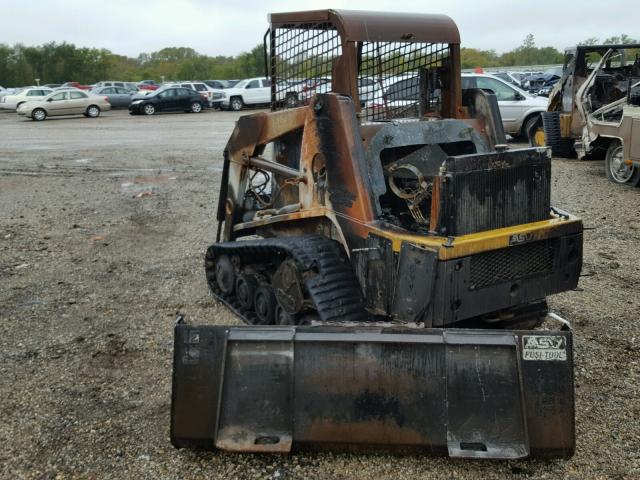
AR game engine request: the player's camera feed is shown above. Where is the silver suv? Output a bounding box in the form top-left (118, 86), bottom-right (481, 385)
top-left (462, 73), bottom-right (548, 140)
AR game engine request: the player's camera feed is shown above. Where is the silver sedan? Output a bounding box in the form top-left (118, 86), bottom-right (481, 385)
top-left (17, 89), bottom-right (111, 121)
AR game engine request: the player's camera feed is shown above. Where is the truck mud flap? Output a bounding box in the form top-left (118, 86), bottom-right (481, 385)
top-left (171, 324), bottom-right (574, 459)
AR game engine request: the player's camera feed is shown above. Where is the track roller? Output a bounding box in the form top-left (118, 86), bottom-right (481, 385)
top-left (235, 274), bottom-right (258, 310)
top-left (275, 304), bottom-right (296, 325)
top-left (254, 285), bottom-right (277, 325)
top-left (215, 255), bottom-right (235, 294)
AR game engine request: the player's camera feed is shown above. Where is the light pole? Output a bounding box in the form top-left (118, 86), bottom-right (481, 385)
top-left (35, 78), bottom-right (40, 86)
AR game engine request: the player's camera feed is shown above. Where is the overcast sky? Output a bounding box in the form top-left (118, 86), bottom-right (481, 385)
top-left (1, 0), bottom-right (636, 57)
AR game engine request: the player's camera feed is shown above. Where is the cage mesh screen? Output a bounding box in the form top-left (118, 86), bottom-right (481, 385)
top-left (358, 42), bottom-right (450, 121)
top-left (271, 23), bottom-right (341, 111)
top-left (270, 25), bottom-right (449, 121)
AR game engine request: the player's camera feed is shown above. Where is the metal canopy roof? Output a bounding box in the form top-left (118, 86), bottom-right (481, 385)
top-left (269, 9), bottom-right (460, 44)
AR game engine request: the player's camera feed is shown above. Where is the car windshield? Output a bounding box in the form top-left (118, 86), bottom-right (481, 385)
top-left (544, 67), bottom-right (563, 77)
top-left (234, 80), bottom-right (247, 88)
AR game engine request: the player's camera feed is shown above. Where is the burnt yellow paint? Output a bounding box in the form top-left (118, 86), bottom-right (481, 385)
top-left (560, 113), bottom-right (572, 138)
top-left (368, 216), bottom-right (581, 260)
top-left (233, 205), bottom-right (581, 262)
top-left (533, 129), bottom-right (546, 147)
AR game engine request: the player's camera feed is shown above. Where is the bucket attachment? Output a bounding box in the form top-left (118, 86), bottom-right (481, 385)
top-left (171, 324), bottom-right (574, 459)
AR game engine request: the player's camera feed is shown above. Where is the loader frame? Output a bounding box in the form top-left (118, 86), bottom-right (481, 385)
top-left (171, 9), bottom-right (583, 460)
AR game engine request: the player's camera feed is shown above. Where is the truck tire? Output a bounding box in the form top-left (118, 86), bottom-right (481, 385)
top-left (229, 96), bottom-right (243, 111)
top-left (605, 140), bottom-right (640, 187)
top-left (541, 111), bottom-right (575, 158)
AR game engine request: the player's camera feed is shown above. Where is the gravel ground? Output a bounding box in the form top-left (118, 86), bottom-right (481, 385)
top-left (0, 109), bottom-right (638, 480)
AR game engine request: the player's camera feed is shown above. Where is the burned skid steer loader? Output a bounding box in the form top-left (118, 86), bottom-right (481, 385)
top-left (171, 10), bottom-right (583, 459)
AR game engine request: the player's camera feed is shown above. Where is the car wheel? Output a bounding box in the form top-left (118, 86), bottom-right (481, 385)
top-left (285, 93), bottom-right (298, 108)
top-left (143, 103), bottom-right (155, 115)
top-left (605, 140), bottom-right (640, 187)
top-left (190, 101), bottom-right (202, 113)
top-left (229, 96), bottom-right (243, 111)
top-left (86, 105), bottom-right (101, 118)
top-left (32, 108), bottom-right (47, 121)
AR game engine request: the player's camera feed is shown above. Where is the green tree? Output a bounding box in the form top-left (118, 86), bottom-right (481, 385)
top-left (460, 47), bottom-right (500, 69)
top-left (603, 34), bottom-right (637, 44)
top-left (579, 37), bottom-right (600, 46)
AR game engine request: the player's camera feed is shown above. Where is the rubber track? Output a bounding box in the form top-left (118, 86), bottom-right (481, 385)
top-left (542, 111), bottom-right (575, 158)
top-left (205, 235), bottom-right (369, 324)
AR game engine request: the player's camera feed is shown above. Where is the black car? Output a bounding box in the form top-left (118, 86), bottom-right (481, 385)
top-left (129, 87), bottom-right (207, 115)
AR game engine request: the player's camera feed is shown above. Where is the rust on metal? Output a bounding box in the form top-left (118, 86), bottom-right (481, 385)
top-left (171, 8), bottom-right (585, 461)
top-left (269, 9), bottom-right (460, 44)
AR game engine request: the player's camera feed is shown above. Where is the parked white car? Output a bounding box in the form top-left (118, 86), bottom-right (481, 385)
top-left (220, 77), bottom-right (272, 111)
top-left (0, 87), bottom-right (54, 110)
top-left (0, 88), bottom-right (19, 101)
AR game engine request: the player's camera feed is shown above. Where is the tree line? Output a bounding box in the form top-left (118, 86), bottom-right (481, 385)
top-left (0, 44), bottom-right (265, 87)
top-left (0, 34), bottom-right (637, 87)
top-left (461, 33), bottom-right (639, 69)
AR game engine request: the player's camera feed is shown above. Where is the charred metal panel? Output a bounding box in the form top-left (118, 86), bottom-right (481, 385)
top-left (520, 332), bottom-right (575, 456)
top-left (391, 243), bottom-right (438, 323)
top-left (435, 148), bottom-right (551, 236)
top-left (292, 335), bottom-right (447, 450)
top-left (312, 94), bottom-right (378, 235)
top-left (170, 326), bottom-right (226, 449)
top-left (427, 232), bottom-right (582, 327)
top-left (171, 324), bottom-right (575, 458)
top-left (216, 329), bottom-right (295, 452)
top-left (445, 332), bottom-right (527, 458)
top-left (351, 235), bottom-right (396, 315)
top-left (461, 90), bottom-right (507, 147)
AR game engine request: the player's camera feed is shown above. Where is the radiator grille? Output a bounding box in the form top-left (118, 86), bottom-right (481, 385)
top-left (436, 149), bottom-right (551, 236)
top-left (469, 240), bottom-right (555, 290)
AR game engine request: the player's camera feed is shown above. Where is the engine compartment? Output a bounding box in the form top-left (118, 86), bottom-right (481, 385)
top-left (377, 141), bottom-right (477, 232)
